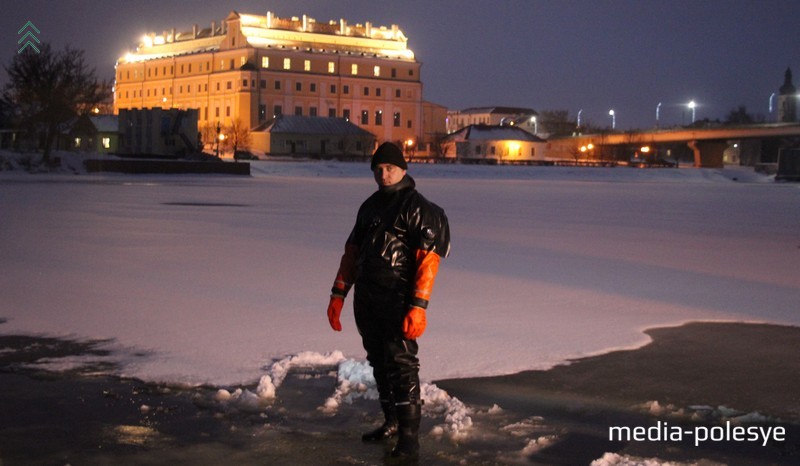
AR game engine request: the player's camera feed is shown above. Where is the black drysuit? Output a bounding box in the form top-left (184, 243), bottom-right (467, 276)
top-left (344, 174), bottom-right (450, 404)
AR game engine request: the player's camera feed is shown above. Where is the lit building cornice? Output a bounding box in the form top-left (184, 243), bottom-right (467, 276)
top-left (118, 10), bottom-right (415, 64)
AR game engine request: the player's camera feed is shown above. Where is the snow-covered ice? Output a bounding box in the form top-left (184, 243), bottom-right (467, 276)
top-left (2, 153), bottom-right (798, 464)
top-left (1, 154), bottom-right (797, 390)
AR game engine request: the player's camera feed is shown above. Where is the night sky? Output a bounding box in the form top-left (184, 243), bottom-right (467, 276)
top-left (2, 0), bottom-right (799, 130)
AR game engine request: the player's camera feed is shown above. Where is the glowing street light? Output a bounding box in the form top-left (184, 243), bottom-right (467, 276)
top-left (530, 116), bottom-right (537, 135)
top-left (769, 92), bottom-right (776, 114)
top-left (608, 109), bottom-right (616, 129)
top-left (656, 102), bottom-right (662, 127)
top-left (688, 100), bottom-right (696, 123)
top-left (577, 109), bottom-right (583, 128)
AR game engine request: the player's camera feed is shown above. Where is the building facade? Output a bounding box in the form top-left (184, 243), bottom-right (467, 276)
top-left (114, 11), bottom-right (430, 155)
top-left (440, 124), bottom-right (547, 163)
top-left (446, 107), bottom-right (536, 134)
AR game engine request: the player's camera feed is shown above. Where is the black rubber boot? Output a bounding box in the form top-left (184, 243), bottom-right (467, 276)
top-left (390, 403), bottom-right (421, 460)
top-left (362, 400), bottom-right (399, 441)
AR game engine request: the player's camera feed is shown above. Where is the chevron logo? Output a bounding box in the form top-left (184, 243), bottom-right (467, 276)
top-left (18, 21), bottom-right (41, 54)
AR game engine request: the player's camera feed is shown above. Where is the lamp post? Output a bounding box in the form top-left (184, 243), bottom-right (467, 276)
top-left (688, 100), bottom-right (696, 123)
top-left (531, 116), bottom-right (537, 135)
top-left (577, 109), bottom-right (583, 128)
top-left (656, 102), bottom-right (662, 127)
top-left (769, 92), bottom-right (776, 115)
top-left (608, 109), bottom-right (615, 130)
top-left (215, 122), bottom-right (221, 158)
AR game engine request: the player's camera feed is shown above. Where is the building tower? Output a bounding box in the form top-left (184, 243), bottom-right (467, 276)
top-left (777, 67), bottom-right (797, 123)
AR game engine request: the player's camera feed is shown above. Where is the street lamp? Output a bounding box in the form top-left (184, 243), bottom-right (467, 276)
top-left (656, 102), bottom-right (662, 127)
top-left (769, 92), bottom-right (776, 114)
top-left (608, 109), bottom-right (615, 129)
top-left (577, 109), bottom-right (583, 128)
top-left (530, 116), bottom-right (537, 135)
top-left (688, 100), bottom-right (696, 123)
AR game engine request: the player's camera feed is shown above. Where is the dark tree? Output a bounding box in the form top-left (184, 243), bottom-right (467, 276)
top-left (724, 105), bottom-right (755, 125)
top-left (3, 43), bottom-right (111, 161)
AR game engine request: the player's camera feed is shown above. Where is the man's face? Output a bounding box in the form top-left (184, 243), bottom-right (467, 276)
top-left (373, 163), bottom-right (407, 187)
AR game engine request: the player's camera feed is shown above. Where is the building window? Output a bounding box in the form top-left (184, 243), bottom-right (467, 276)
top-left (343, 109), bottom-right (350, 121)
top-left (102, 137), bottom-right (111, 149)
top-left (375, 110), bottom-right (383, 125)
top-left (391, 68), bottom-right (397, 78)
top-left (226, 106), bottom-right (231, 117)
top-left (330, 84), bottom-right (336, 94)
top-left (296, 82), bottom-right (302, 92)
top-left (343, 85), bottom-right (349, 94)
top-left (230, 59), bottom-right (235, 69)
top-left (262, 57), bottom-right (269, 68)
top-left (283, 58), bottom-right (291, 70)
top-left (188, 64), bottom-right (192, 73)
top-left (351, 64), bottom-right (358, 75)
top-left (274, 105), bottom-right (282, 116)
top-left (376, 88), bottom-right (382, 97)
top-left (490, 145), bottom-right (496, 155)
top-left (243, 79), bottom-right (248, 87)
top-left (259, 104), bottom-right (266, 121)
top-left (328, 62), bottom-right (335, 73)
top-left (227, 81), bottom-right (232, 90)
top-left (407, 120), bottom-right (412, 129)
top-left (361, 110), bottom-right (369, 125)
top-left (395, 89), bottom-right (401, 98)
top-left (310, 83), bottom-right (316, 92)
top-left (215, 107), bottom-right (220, 118)
top-left (295, 106), bottom-right (302, 116)
top-left (275, 80), bottom-right (281, 90)
top-left (374, 66), bottom-right (380, 77)
top-left (260, 79), bottom-right (266, 88)
top-left (304, 60), bottom-right (311, 71)
top-left (364, 87), bottom-right (369, 96)
top-left (393, 112), bottom-right (401, 127)
top-left (310, 106), bottom-right (317, 117)
top-left (531, 147), bottom-right (536, 157)
top-left (328, 108), bottom-right (336, 118)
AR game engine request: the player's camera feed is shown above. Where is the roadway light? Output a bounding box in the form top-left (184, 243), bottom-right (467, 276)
top-left (608, 109), bottom-right (615, 129)
top-left (688, 100), bottom-right (696, 123)
top-left (577, 109), bottom-right (583, 128)
top-left (656, 102), bottom-right (662, 127)
top-left (531, 116), bottom-right (537, 134)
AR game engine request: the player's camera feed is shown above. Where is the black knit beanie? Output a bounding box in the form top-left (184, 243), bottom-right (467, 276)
top-left (370, 142), bottom-right (408, 170)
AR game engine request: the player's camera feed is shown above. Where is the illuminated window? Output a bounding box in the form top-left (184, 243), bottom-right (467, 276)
top-left (102, 137), bottom-right (111, 149)
top-left (375, 110), bottom-right (383, 125)
top-left (240, 57), bottom-right (246, 66)
top-left (283, 58), bottom-right (291, 70)
top-left (374, 66), bottom-right (380, 77)
top-left (361, 110), bottom-right (368, 125)
top-left (304, 60), bottom-right (311, 71)
top-left (393, 112), bottom-right (401, 127)
top-left (351, 64), bottom-right (358, 75)
top-left (328, 62), bottom-right (335, 73)
top-left (74, 138), bottom-right (81, 147)
top-left (262, 57), bottom-right (269, 68)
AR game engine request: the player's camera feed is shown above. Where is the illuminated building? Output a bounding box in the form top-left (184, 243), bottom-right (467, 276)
top-left (439, 124), bottom-right (546, 163)
top-left (114, 11), bottom-right (441, 155)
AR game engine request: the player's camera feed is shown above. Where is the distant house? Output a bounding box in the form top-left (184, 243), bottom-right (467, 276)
top-left (440, 124), bottom-right (547, 163)
top-left (446, 106), bottom-right (536, 134)
top-left (118, 108), bottom-right (199, 158)
top-left (68, 114), bottom-right (119, 154)
top-left (254, 115), bottom-right (376, 158)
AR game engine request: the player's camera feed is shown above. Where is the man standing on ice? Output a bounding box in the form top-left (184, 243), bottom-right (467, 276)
top-left (326, 142), bottom-right (450, 460)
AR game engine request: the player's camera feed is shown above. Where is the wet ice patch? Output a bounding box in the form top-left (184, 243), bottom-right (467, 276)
top-left (422, 383), bottom-right (473, 440)
top-left (320, 359), bottom-right (378, 414)
top-left (637, 400), bottom-right (779, 424)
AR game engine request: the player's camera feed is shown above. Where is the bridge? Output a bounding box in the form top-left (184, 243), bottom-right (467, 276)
top-left (548, 123), bottom-right (800, 168)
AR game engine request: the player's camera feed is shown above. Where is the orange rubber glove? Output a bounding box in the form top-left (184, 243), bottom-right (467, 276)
top-left (327, 295), bottom-right (344, 331)
top-left (403, 306), bottom-right (427, 340)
